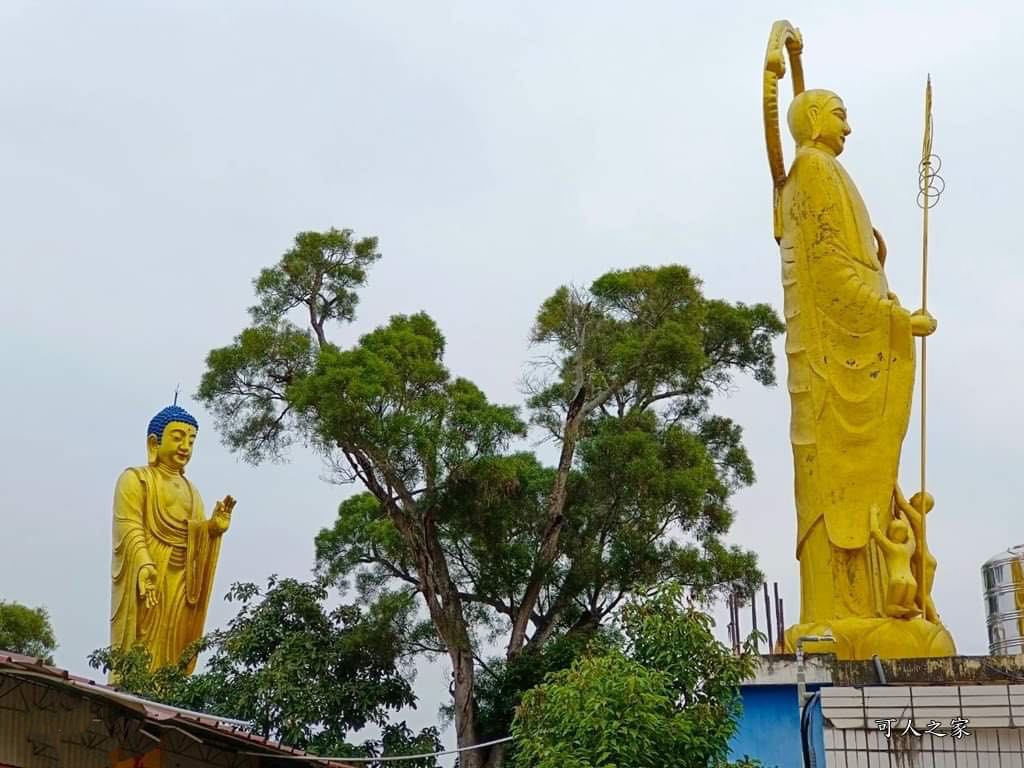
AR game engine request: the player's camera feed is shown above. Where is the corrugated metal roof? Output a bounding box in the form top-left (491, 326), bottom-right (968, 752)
top-left (0, 650), bottom-right (353, 767)
top-left (0, 671), bottom-right (108, 768)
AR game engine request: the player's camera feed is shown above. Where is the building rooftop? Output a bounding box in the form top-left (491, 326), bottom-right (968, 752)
top-left (0, 649), bottom-right (351, 766)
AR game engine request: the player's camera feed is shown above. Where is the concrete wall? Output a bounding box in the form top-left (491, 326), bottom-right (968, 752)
top-left (729, 657), bottom-right (1024, 768)
top-left (824, 726), bottom-right (1024, 768)
top-left (821, 684), bottom-right (1024, 768)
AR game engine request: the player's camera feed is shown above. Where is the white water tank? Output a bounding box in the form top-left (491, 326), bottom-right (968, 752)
top-left (983, 545), bottom-right (1024, 655)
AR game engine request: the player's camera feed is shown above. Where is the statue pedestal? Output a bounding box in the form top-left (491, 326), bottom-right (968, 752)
top-left (784, 617), bottom-right (956, 659)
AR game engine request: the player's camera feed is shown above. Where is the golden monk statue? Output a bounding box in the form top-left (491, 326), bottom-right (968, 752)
top-left (763, 21), bottom-right (955, 658)
top-left (110, 404), bottom-right (235, 676)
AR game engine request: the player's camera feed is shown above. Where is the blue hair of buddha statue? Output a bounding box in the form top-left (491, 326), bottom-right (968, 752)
top-left (148, 405), bottom-right (199, 442)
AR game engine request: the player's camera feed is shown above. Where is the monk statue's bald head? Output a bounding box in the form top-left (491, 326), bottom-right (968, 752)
top-left (787, 89), bottom-right (852, 156)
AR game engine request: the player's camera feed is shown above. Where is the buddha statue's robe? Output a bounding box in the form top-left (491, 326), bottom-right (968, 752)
top-left (110, 465), bottom-right (221, 673)
top-left (779, 145), bottom-right (916, 623)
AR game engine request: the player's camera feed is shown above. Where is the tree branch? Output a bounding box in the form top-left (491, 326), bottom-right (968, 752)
top-left (636, 387), bottom-right (693, 412)
top-left (370, 547), bottom-right (421, 588)
top-left (506, 385), bottom-right (586, 659)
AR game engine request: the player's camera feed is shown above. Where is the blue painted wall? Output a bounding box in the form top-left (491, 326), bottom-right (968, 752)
top-left (729, 683), bottom-right (826, 768)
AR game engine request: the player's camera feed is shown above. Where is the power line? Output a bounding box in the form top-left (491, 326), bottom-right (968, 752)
top-left (240, 736), bottom-right (514, 764)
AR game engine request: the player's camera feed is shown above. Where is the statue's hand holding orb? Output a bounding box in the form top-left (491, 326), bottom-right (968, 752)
top-left (138, 563), bottom-right (159, 608)
top-left (210, 495), bottom-right (236, 537)
top-left (908, 491), bottom-right (935, 515)
top-left (910, 309), bottom-right (938, 337)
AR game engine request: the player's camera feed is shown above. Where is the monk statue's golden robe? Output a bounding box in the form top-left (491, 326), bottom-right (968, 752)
top-left (110, 405), bottom-right (233, 676)
top-left (781, 145), bottom-right (916, 622)
top-left (765, 21), bottom-right (954, 659)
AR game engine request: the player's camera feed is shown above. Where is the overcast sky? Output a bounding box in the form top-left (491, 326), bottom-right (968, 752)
top-left (2, 0), bottom-right (1021, 755)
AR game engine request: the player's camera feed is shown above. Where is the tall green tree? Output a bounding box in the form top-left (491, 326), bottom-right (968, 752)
top-left (196, 228), bottom-right (783, 767)
top-left (510, 585), bottom-right (759, 768)
top-left (0, 600), bottom-right (58, 663)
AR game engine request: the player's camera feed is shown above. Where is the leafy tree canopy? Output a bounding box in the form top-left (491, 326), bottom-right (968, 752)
top-left (510, 585), bottom-right (760, 768)
top-left (0, 600), bottom-right (58, 663)
top-left (195, 228), bottom-right (783, 766)
top-left (90, 577), bottom-right (439, 763)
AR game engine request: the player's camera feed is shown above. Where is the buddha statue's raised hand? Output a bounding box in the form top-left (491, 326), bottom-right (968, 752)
top-left (209, 495), bottom-right (236, 537)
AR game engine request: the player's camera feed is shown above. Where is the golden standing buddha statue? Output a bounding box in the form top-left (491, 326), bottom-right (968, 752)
top-left (110, 405), bottom-right (235, 676)
top-left (763, 21), bottom-right (955, 658)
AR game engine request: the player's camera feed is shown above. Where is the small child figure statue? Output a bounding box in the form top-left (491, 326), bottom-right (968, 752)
top-left (895, 489), bottom-right (939, 622)
top-left (870, 509), bottom-right (921, 619)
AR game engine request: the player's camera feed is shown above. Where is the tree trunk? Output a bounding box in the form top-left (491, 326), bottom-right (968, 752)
top-left (484, 742), bottom-right (508, 768)
top-left (506, 389), bottom-right (586, 658)
top-left (399, 499), bottom-right (483, 767)
top-left (450, 641), bottom-right (482, 768)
